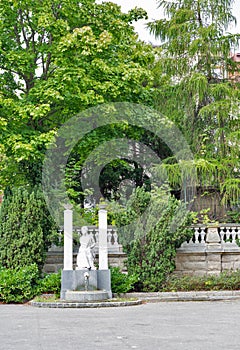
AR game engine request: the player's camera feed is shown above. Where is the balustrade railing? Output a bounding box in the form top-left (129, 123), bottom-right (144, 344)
top-left (58, 225), bottom-right (122, 253)
top-left (55, 224), bottom-right (240, 253)
top-left (218, 225), bottom-right (240, 248)
top-left (179, 224), bottom-right (240, 251)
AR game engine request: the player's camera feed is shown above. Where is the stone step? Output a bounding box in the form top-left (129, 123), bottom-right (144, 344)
top-left (64, 290), bottom-right (109, 302)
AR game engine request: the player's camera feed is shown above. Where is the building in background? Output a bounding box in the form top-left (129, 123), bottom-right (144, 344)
top-left (229, 52), bottom-right (240, 82)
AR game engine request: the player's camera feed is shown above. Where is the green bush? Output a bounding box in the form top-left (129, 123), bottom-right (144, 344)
top-left (110, 267), bottom-right (138, 294)
top-left (0, 186), bottom-right (58, 271)
top-left (163, 271), bottom-right (240, 291)
top-left (0, 264), bottom-right (39, 303)
top-left (115, 187), bottom-right (195, 292)
top-left (37, 271), bottom-right (61, 297)
top-left (0, 265), bottom-right (62, 303)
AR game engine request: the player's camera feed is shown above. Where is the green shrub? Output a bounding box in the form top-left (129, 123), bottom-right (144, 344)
top-left (115, 187), bottom-right (195, 292)
top-left (0, 186), bottom-right (58, 271)
top-left (37, 271), bottom-right (61, 297)
top-left (110, 267), bottom-right (138, 294)
top-left (0, 264), bottom-right (39, 303)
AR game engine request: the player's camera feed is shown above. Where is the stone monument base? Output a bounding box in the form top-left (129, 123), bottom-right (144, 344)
top-left (61, 269), bottom-right (112, 300)
top-left (64, 290), bottom-right (109, 302)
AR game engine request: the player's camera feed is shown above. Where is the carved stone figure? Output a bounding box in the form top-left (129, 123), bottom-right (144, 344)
top-left (76, 226), bottom-right (96, 270)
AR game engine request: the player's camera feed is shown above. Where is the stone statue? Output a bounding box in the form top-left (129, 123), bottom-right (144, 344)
top-left (76, 226), bottom-right (96, 270)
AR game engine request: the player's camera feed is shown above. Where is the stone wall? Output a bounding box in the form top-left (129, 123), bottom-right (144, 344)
top-left (43, 247), bottom-right (127, 273)
top-left (43, 224), bottom-right (240, 276)
top-left (175, 224), bottom-right (240, 276)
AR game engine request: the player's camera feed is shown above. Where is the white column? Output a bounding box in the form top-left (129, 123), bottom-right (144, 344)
top-left (64, 208), bottom-right (73, 270)
top-left (98, 204), bottom-right (108, 270)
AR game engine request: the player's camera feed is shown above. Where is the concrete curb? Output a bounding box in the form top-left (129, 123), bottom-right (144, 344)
top-left (29, 290), bottom-right (240, 307)
top-left (29, 299), bottom-right (142, 308)
top-left (123, 290), bottom-right (240, 302)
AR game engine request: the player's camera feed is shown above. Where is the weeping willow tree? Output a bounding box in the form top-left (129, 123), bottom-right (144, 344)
top-left (148, 0), bottom-right (240, 215)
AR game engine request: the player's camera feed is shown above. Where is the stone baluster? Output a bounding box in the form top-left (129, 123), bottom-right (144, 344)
top-left (218, 226), bottom-right (224, 243)
top-left (113, 231), bottom-right (119, 246)
top-left (107, 229), bottom-right (112, 246)
top-left (192, 230), bottom-right (197, 243)
top-left (225, 227), bottom-right (232, 245)
top-left (89, 229), bottom-right (94, 243)
top-left (232, 229), bottom-right (238, 245)
top-left (200, 227), bottom-right (206, 245)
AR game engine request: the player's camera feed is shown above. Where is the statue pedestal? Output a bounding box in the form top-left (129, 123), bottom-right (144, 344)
top-left (61, 206), bottom-right (112, 301)
top-left (64, 290), bottom-right (109, 302)
top-left (61, 269), bottom-right (112, 300)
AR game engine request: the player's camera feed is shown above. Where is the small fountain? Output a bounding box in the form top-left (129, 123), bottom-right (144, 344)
top-left (60, 204), bottom-right (112, 302)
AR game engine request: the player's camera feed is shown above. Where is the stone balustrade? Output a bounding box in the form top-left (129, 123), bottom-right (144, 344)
top-left (44, 225), bottom-right (125, 273)
top-left (178, 224), bottom-right (240, 251)
top-left (219, 224), bottom-right (240, 250)
top-left (57, 225), bottom-right (122, 253)
top-left (176, 224), bottom-right (240, 276)
top-left (44, 223), bottom-right (240, 276)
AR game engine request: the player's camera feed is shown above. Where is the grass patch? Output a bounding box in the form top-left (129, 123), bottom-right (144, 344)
top-left (32, 294), bottom-right (60, 303)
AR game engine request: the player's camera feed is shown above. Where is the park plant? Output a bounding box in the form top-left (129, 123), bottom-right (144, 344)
top-left (0, 186), bottom-right (58, 271)
top-left (0, 264), bottom-right (39, 303)
top-left (110, 266), bottom-right (138, 294)
top-left (0, 0), bottom-right (154, 191)
top-left (114, 186), bottom-right (195, 291)
top-left (148, 0), bottom-right (240, 214)
top-left (0, 264), bottom-right (61, 303)
top-left (162, 270), bottom-right (240, 292)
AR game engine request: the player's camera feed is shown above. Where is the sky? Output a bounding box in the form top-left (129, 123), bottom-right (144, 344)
top-left (101, 0), bottom-right (240, 45)
top-left (107, 0), bottom-right (163, 44)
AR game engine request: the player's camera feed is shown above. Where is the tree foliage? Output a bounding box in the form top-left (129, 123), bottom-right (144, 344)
top-left (148, 0), bottom-right (240, 208)
top-left (64, 123), bottom-right (170, 205)
top-left (0, 0), bottom-right (154, 188)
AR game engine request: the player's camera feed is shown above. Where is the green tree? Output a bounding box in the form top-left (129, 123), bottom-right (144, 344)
top-left (64, 122), bottom-right (170, 206)
top-left (148, 0), bottom-right (240, 210)
top-left (0, 0), bottom-right (154, 188)
top-left (0, 186), bottom-right (57, 270)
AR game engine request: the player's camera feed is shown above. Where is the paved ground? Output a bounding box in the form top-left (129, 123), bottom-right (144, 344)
top-left (1, 301), bottom-right (240, 350)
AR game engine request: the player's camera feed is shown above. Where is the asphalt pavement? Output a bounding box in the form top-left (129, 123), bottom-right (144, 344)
top-left (1, 300), bottom-right (240, 350)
